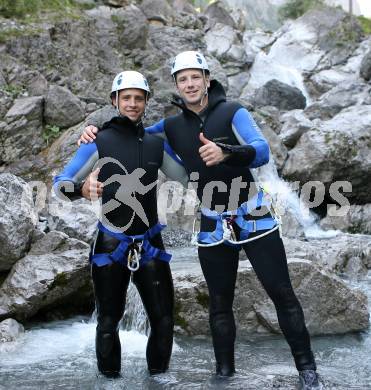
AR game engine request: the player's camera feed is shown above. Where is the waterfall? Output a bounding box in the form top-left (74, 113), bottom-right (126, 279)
top-left (254, 160), bottom-right (339, 239)
top-left (90, 279), bottom-right (149, 334)
top-left (122, 280), bottom-right (149, 334)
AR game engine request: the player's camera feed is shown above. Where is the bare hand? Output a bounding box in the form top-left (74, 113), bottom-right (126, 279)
top-left (78, 125), bottom-right (98, 146)
top-left (198, 132), bottom-right (227, 166)
top-left (81, 168), bottom-right (103, 200)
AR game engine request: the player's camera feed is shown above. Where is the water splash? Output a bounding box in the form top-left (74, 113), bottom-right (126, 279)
top-left (122, 280), bottom-right (149, 334)
top-left (254, 160), bottom-right (339, 239)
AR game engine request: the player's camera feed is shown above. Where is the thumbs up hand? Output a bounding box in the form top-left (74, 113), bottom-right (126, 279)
top-left (82, 168), bottom-right (103, 200)
top-left (199, 132), bottom-right (227, 166)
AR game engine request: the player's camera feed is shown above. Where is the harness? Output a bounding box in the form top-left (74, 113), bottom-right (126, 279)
top-left (194, 189), bottom-right (281, 248)
top-left (91, 222), bottom-right (171, 271)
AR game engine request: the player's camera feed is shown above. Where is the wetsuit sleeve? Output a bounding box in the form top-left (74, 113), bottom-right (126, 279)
top-left (219, 107), bottom-right (269, 168)
top-left (160, 140), bottom-right (188, 188)
top-left (145, 119), bottom-right (166, 139)
top-left (53, 142), bottom-right (99, 201)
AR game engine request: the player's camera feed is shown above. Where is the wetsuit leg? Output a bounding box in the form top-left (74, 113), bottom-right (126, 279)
top-left (133, 259), bottom-right (174, 374)
top-left (92, 232), bottom-right (131, 377)
top-left (242, 229), bottom-right (316, 371)
top-left (198, 244), bottom-right (239, 376)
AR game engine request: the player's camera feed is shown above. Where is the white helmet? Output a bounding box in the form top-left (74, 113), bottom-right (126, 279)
top-left (170, 51), bottom-right (209, 76)
top-left (111, 71), bottom-right (150, 96)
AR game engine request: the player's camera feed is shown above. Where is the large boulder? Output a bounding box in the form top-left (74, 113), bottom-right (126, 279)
top-left (0, 318), bottom-right (24, 342)
top-left (139, 0), bottom-right (174, 25)
top-left (320, 204), bottom-right (371, 235)
top-left (279, 110), bottom-right (313, 148)
top-left (282, 105), bottom-right (371, 204)
top-left (0, 174), bottom-right (37, 271)
top-left (205, 23), bottom-right (246, 67)
top-left (283, 234), bottom-right (371, 279)
top-left (252, 79), bottom-right (306, 110)
top-left (305, 82), bottom-right (371, 120)
top-left (1, 96), bottom-right (44, 163)
top-left (172, 252), bottom-right (369, 335)
top-left (0, 231), bottom-right (91, 321)
top-left (44, 85), bottom-right (85, 129)
top-left (47, 197), bottom-right (98, 244)
top-left (204, 1), bottom-right (236, 30)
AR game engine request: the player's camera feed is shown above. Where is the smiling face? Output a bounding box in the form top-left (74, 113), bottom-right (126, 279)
top-left (111, 88), bottom-right (146, 122)
top-left (175, 69), bottom-right (210, 112)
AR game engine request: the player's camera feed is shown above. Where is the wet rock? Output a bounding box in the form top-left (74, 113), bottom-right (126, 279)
top-left (1, 96), bottom-right (44, 163)
top-left (243, 7), bottom-right (360, 100)
top-left (253, 79), bottom-right (306, 110)
top-left (320, 204), bottom-right (371, 235)
top-left (0, 173), bottom-right (37, 271)
top-left (45, 85), bottom-right (85, 129)
top-left (0, 231), bottom-right (91, 321)
top-left (0, 318), bottom-right (24, 342)
top-left (173, 255), bottom-right (369, 335)
top-left (279, 110), bottom-right (313, 148)
top-left (360, 50), bottom-right (371, 81)
top-left (282, 105), bottom-right (371, 204)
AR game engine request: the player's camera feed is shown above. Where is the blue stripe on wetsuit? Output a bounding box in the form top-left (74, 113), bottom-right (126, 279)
top-left (53, 142), bottom-right (98, 195)
top-left (231, 108), bottom-right (269, 168)
top-left (145, 119), bottom-right (165, 135)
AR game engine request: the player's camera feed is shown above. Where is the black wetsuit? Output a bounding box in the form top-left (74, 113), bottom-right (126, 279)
top-left (54, 116), bottom-right (187, 376)
top-left (147, 80), bottom-right (316, 375)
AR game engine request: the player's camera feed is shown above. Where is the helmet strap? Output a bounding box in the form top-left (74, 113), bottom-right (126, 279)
top-left (200, 69), bottom-right (208, 107)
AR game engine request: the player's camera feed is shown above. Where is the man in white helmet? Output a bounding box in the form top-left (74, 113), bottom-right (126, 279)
top-left (79, 53), bottom-right (321, 389)
top-left (54, 71), bottom-right (188, 378)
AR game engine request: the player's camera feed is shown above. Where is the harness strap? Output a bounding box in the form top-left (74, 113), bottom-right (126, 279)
top-left (91, 222), bottom-right (171, 268)
top-left (197, 189), bottom-right (279, 247)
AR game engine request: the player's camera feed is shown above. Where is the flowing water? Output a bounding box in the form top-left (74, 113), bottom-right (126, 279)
top-left (0, 250), bottom-right (370, 389)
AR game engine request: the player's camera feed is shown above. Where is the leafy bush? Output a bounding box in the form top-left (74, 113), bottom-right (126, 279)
top-left (279, 0), bottom-right (325, 20)
top-left (43, 124), bottom-right (61, 145)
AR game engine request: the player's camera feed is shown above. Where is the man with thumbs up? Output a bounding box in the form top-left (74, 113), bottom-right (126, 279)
top-left (79, 52), bottom-right (321, 389)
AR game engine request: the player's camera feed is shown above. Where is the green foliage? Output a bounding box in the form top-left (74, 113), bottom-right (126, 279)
top-left (0, 0), bottom-right (89, 20)
top-left (43, 124), bottom-right (61, 145)
top-left (279, 0), bottom-right (325, 20)
top-left (357, 16), bottom-right (371, 35)
top-left (1, 84), bottom-right (25, 98)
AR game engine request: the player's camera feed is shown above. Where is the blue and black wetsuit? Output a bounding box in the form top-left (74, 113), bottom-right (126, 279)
top-left (146, 80), bottom-right (316, 376)
top-left (54, 116), bottom-right (188, 376)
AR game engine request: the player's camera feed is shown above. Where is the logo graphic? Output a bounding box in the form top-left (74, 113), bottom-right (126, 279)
top-left (92, 157), bottom-right (157, 232)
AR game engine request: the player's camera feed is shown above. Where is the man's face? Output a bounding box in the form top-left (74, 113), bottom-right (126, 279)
top-left (112, 88), bottom-right (146, 122)
top-left (175, 69), bottom-right (210, 107)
